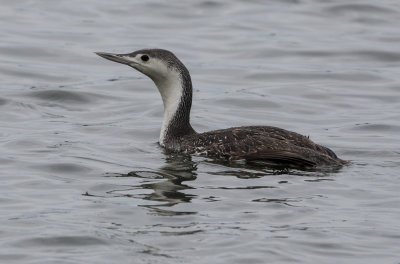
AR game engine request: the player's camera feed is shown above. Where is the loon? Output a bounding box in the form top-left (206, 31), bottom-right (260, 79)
top-left (95, 49), bottom-right (346, 167)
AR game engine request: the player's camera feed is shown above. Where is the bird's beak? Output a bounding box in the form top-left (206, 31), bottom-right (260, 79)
top-left (95, 52), bottom-right (132, 65)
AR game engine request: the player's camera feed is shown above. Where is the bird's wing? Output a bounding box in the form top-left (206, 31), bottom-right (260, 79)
top-left (219, 135), bottom-right (318, 166)
top-left (185, 126), bottom-right (320, 166)
top-left (240, 149), bottom-right (317, 166)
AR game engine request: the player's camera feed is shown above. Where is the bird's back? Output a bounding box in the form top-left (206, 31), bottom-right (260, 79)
top-left (177, 126), bottom-right (345, 167)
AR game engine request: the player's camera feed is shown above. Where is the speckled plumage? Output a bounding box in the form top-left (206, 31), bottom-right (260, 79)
top-left (167, 126), bottom-right (345, 166)
top-left (96, 48), bottom-right (346, 167)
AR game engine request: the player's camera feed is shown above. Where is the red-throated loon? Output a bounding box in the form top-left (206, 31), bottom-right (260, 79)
top-left (95, 49), bottom-right (346, 167)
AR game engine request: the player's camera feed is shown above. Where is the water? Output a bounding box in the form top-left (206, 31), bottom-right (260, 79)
top-left (1, 0), bottom-right (400, 263)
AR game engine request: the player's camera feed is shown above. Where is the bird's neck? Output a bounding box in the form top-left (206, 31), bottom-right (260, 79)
top-left (153, 70), bottom-right (195, 146)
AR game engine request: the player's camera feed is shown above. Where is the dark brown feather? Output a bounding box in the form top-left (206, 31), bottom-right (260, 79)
top-left (172, 126), bottom-right (346, 167)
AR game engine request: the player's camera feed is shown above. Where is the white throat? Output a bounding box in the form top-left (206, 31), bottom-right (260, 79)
top-left (154, 70), bottom-right (183, 146)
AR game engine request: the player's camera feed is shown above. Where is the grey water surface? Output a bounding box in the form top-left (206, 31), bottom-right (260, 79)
top-left (1, 0), bottom-right (400, 263)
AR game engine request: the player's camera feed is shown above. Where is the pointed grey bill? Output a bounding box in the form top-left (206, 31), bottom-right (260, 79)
top-left (95, 52), bottom-right (133, 65)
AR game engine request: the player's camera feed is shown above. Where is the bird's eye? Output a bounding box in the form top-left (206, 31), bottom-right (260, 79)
top-left (141, 55), bottom-right (149, 62)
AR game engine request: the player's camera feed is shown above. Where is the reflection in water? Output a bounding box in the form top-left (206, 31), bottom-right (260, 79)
top-left (139, 152), bottom-right (198, 214)
top-left (109, 152), bottom-right (198, 215)
top-left (100, 151), bottom-right (344, 217)
top-left (202, 158), bottom-right (344, 178)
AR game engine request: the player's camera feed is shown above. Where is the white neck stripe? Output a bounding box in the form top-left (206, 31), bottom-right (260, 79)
top-left (155, 70), bottom-right (183, 145)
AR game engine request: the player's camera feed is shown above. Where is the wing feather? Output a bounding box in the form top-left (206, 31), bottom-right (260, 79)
top-left (180, 126), bottom-right (343, 166)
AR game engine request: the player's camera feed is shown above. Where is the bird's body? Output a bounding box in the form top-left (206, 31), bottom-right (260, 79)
top-left (174, 126), bottom-right (342, 166)
top-left (96, 49), bottom-right (346, 167)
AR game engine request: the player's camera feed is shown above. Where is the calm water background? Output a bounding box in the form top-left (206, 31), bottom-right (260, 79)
top-left (1, 0), bottom-right (400, 263)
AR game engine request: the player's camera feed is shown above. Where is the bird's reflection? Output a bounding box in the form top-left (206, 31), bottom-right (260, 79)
top-left (201, 158), bottom-right (344, 178)
top-left (122, 151), bottom-right (198, 215)
top-left (103, 150), bottom-right (343, 216)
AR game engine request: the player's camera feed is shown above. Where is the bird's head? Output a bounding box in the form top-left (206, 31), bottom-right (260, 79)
top-left (95, 49), bottom-right (187, 84)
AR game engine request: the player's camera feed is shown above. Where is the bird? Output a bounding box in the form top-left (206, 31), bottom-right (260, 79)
top-left (95, 49), bottom-right (346, 167)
